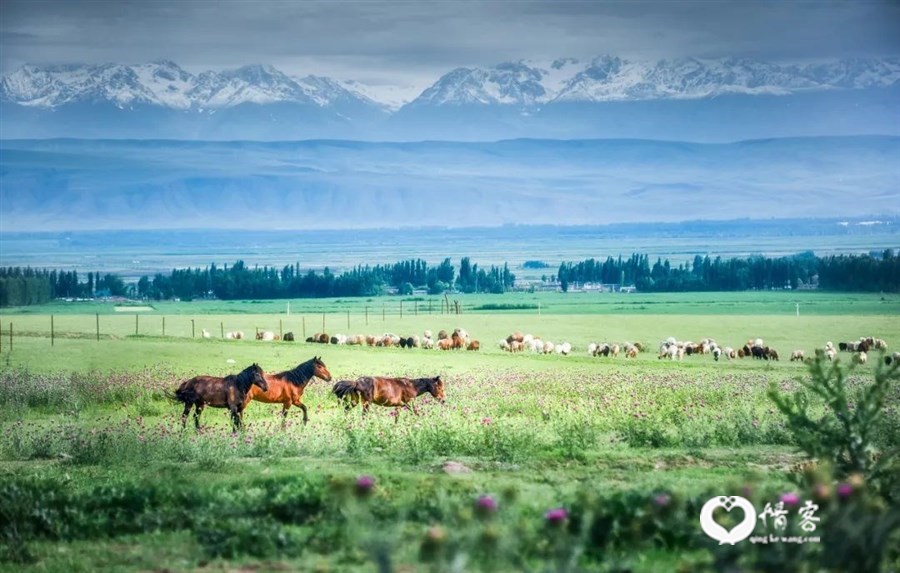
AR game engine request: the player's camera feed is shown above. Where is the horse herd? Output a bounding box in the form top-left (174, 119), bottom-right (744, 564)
top-left (167, 356), bottom-right (445, 432)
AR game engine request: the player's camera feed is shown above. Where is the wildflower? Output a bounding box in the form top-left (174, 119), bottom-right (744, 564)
top-left (355, 475), bottom-right (375, 497)
top-left (654, 493), bottom-right (671, 508)
top-left (475, 494), bottom-right (498, 517)
top-left (812, 483), bottom-right (832, 502)
top-left (837, 483), bottom-right (853, 499)
top-left (545, 507), bottom-right (568, 526)
top-left (780, 492), bottom-right (800, 506)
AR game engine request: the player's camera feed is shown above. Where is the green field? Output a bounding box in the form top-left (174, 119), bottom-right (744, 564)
top-left (1, 291), bottom-right (898, 571)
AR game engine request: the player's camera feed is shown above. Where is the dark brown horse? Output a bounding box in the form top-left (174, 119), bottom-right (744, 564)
top-left (332, 376), bottom-right (445, 421)
top-left (243, 356), bottom-right (332, 425)
top-left (168, 363), bottom-right (267, 431)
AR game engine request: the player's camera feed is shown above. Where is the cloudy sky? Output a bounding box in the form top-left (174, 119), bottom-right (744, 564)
top-left (2, 0), bottom-right (899, 98)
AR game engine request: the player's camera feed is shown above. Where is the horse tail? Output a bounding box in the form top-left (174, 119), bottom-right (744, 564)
top-left (165, 382), bottom-right (196, 404)
top-left (332, 379), bottom-right (360, 401)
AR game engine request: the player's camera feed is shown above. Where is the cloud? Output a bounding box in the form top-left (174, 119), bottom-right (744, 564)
top-left (2, 0), bottom-right (898, 87)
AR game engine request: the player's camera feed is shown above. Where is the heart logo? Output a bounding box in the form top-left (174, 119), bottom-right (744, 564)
top-left (700, 496), bottom-right (757, 545)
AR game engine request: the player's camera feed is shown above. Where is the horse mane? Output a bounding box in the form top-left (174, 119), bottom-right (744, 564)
top-left (229, 363), bottom-right (263, 394)
top-left (411, 377), bottom-right (439, 395)
top-left (275, 357), bottom-right (318, 387)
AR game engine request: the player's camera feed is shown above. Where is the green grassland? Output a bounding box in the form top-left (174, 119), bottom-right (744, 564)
top-left (1, 291), bottom-right (898, 571)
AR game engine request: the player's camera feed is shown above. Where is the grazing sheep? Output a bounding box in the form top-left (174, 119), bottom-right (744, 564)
top-left (423, 330), bottom-right (433, 339)
top-left (853, 351), bottom-right (867, 365)
top-left (437, 338), bottom-right (453, 351)
top-left (712, 347), bottom-right (722, 361)
top-left (365, 335), bottom-right (377, 346)
top-left (625, 345), bottom-right (638, 359)
top-left (506, 331), bottom-right (524, 344)
top-left (767, 348), bottom-right (779, 361)
top-left (633, 342), bottom-right (645, 353)
top-left (201, 329), bottom-right (211, 339)
top-left (874, 338), bottom-right (887, 350)
top-left (610, 344), bottom-right (620, 358)
top-left (510, 340), bottom-right (525, 353)
top-left (499, 339), bottom-right (511, 351)
top-left (422, 337), bottom-right (435, 350)
top-left (825, 341), bottom-right (834, 351)
top-left (283, 332), bottom-right (295, 342)
top-left (438, 330), bottom-right (449, 340)
top-left (557, 342), bottom-right (572, 356)
top-left (884, 352), bottom-right (900, 365)
top-left (724, 347), bottom-right (736, 360)
top-left (790, 350), bottom-right (805, 362)
top-left (587, 342), bottom-right (598, 356)
top-left (466, 340), bottom-right (480, 351)
top-left (542, 341), bottom-right (555, 354)
top-left (826, 348), bottom-right (837, 361)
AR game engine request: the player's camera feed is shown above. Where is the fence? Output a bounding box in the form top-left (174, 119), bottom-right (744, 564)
top-left (0, 297), bottom-right (523, 352)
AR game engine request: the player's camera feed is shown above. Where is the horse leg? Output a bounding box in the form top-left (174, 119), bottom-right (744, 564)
top-left (280, 402), bottom-right (291, 428)
top-left (181, 404), bottom-right (191, 429)
top-left (230, 407), bottom-right (242, 432)
top-left (296, 401), bottom-right (309, 425)
top-left (194, 403), bottom-right (204, 430)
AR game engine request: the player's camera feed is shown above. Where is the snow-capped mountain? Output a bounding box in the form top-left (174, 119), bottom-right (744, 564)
top-left (0, 60), bottom-right (382, 110)
top-left (1, 56), bottom-right (898, 141)
top-left (408, 55), bottom-right (900, 107)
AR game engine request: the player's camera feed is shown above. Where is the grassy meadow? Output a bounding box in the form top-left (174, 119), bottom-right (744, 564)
top-left (1, 291), bottom-right (898, 572)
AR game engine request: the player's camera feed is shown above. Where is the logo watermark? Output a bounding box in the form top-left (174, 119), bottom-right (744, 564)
top-left (700, 495), bottom-right (821, 546)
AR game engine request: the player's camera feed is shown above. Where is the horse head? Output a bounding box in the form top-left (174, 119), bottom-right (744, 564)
top-left (431, 376), bottom-right (445, 403)
top-left (313, 356), bottom-right (333, 382)
top-left (250, 363), bottom-right (268, 392)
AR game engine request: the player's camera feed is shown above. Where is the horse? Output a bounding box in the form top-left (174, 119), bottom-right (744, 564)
top-left (167, 363), bottom-right (267, 432)
top-left (332, 376), bottom-right (445, 421)
top-left (243, 356), bottom-right (332, 425)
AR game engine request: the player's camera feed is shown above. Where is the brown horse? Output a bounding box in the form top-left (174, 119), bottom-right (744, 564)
top-left (167, 363), bottom-right (267, 431)
top-left (243, 356), bottom-right (332, 425)
top-left (332, 376), bottom-right (445, 421)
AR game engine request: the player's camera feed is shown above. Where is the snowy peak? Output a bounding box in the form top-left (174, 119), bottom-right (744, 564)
top-left (410, 55), bottom-right (900, 107)
top-left (0, 61), bottom-right (381, 110)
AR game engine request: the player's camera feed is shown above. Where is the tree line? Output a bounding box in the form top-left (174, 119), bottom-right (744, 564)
top-left (1, 250), bottom-right (897, 307)
top-left (555, 250), bottom-right (899, 292)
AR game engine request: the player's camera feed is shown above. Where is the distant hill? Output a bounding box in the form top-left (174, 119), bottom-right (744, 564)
top-left (1, 136), bottom-right (897, 231)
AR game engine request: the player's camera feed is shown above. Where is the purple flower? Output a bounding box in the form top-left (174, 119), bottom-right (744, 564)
top-left (475, 494), bottom-right (499, 516)
top-left (780, 493), bottom-right (800, 506)
top-left (545, 507), bottom-right (568, 526)
top-left (654, 493), bottom-right (671, 508)
top-left (837, 483), bottom-right (853, 499)
top-left (355, 475), bottom-right (375, 497)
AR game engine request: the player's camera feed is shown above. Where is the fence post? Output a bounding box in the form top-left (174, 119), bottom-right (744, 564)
top-left (415, 301), bottom-right (418, 316)
top-left (135, 314), bottom-right (139, 336)
top-left (96, 313), bottom-right (100, 341)
top-left (51, 315), bottom-right (55, 347)
top-left (221, 321), bottom-right (225, 339)
top-left (382, 303), bottom-right (385, 321)
top-left (365, 306), bottom-right (368, 325)
top-left (302, 316), bottom-right (306, 340)
top-left (9, 322), bottom-right (12, 352)
top-left (347, 310), bottom-right (350, 330)
top-left (322, 314), bottom-right (326, 333)
top-left (162, 316), bottom-right (166, 337)
top-left (400, 300), bottom-right (403, 319)
top-left (429, 299), bottom-right (432, 314)
top-left (191, 319), bottom-right (195, 338)
top-left (255, 327), bottom-right (259, 339)
top-left (279, 319), bottom-right (283, 340)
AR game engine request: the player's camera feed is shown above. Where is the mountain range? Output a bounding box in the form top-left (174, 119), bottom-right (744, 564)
top-left (2, 57), bottom-right (899, 141)
top-left (1, 136), bottom-right (897, 232)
